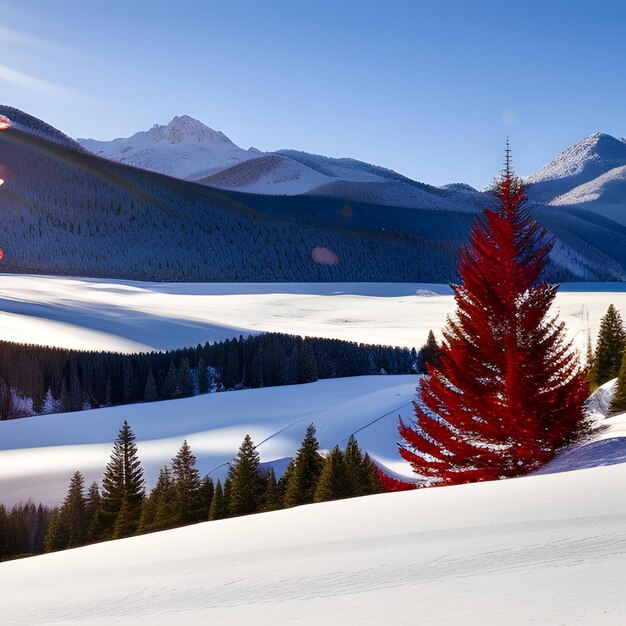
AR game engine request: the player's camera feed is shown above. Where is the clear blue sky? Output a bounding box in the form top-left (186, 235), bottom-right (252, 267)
top-left (1, 0), bottom-right (626, 188)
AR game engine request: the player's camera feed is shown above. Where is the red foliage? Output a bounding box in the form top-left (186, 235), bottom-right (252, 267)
top-left (399, 152), bottom-right (588, 486)
top-left (377, 470), bottom-right (417, 492)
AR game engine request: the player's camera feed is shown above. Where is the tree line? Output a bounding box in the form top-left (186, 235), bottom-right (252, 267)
top-left (1, 421), bottom-right (389, 561)
top-left (0, 332), bottom-right (420, 420)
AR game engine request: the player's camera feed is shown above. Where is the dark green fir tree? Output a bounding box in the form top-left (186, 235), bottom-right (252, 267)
top-left (227, 435), bottom-right (264, 516)
top-left (593, 305), bottom-right (626, 387)
top-left (314, 446), bottom-right (349, 503)
top-left (284, 424), bottom-right (324, 507)
top-left (98, 420), bottom-right (145, 538)
top-left (171, 440), bottom-right (205, 525)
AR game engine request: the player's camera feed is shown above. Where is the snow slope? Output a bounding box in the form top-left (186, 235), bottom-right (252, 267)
top-left (201, 149), bottom-right (493, 212)
top-left (199, 153), bottom-right (331, 194)
top-left (0, 274), bottom-right (622, 353)
top-left (77, 116), bottom-right (260, 180)
top-left (3, 447), bottom-right (626, 624)
top-left (0, 375), bottom-right (420, 506)
top-left (526, 132), bottom-right (626, 203)
top-left (548, 165), bottom-right (626, 226)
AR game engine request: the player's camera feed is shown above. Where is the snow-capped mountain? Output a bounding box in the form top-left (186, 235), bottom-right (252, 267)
top-left (526, 132), bottom-right (626, 226)
top-left (77, 116), bottom-right (261, 180)
top-left (526, 132), bottom-right (626, 203)
top-left (201, 149), bottom-right (493, 212)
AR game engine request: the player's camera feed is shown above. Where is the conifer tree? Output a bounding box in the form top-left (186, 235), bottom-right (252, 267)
top-left (44, 471), bottom-right (87, 551)
top-left (197, 358), bottom-right (209, 394)
top-left (200, 476), bottom-right (214, 516)
top-left (343, 435), bottom-right (382, 497)
top-left (139, 466), bottom-right (176, 532)
top-left (416, 330), bottom-right (443, 374)
top-left (314, 446), bottom-right (349, 502)
top-left (284, 424), bottom-right (324, 507)
top-left (227, 435), bottom-right (264, 516)
top-left (399, 152), bottom-right (587, 485)
top-left (609, 349), bottom-right (626, 415)
top-left (98, 420), bottom-right (145, 538)
top-left (85, 481), bottom-right (101, 541)
top-left (143, 370), bottom-right (157, 402)
top-left (171, 440), bottom-right (205, 525)
top-left (261, 467), bottom-right (281, 512)
top-left (593, 305), bottom-right (626, 387)
top-left (208, 479), bottom-right (228, 520)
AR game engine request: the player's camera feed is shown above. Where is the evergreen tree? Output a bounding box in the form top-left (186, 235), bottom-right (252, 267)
top-left (143, 370), bottom-right (157, 402)
top-left (284, 424), bottom-right (324, 507)
top-left (139, 466), bottom-right (176, 533)
top-left (200, 476), bottom-right (214, 517)
top-left (85, 481), bottom-right (101, 541)
top-left (98, 421), bottom-right (145, 538)
top-left (314, 446), bottom-right (349, 502)
top-left (399, 155), bottom-right (587, 485)
top-left (44, 508), bottom-right (67, 553)
top-left (44, 471), bottom-right (87, 551)
top-left (593, 304), bottom-right (626, 387)
top-left (177, 357), bottom-right (195, 397)
top-left (208, 479), bottom-right (228, 521)
top-left (343, 435), bottom-right (381, 497)
top-left (261, 467), bottom-right (281, 512)
top-left (197, 358), bottom-right (209, 394)
top-left (171, 440), bottom-right (205, 525)
top-left (64, 471), bottom-right (87, 547)
top-left (227, 435), bottom-right (264, 516)
top-left (164, 360), bottom-right (178, 399)
top-left (415, 330), bottom-right (443, 374)
top-left (609, 349), bottom-right (626, 415)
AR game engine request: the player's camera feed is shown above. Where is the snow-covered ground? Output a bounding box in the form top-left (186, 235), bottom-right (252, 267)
top-left (3, 444), bottom-right (626, 625)
top-left (0, 375), bottom-right (420, 506)
top-left (0, 274), bottom-right (623, 353)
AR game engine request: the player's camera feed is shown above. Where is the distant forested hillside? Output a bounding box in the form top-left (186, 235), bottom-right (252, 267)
top-left (0, 333), bottom-right (417, 419)
top-left (0, 105), bottom-right (625, 281)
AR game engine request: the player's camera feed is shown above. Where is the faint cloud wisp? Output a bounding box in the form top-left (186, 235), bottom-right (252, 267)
top-left (0, 63), bottom-right (82, 99)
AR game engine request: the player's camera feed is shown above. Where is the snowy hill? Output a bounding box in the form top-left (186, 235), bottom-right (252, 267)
top-left (0, 374), bottom-right (420, 506)
top-left (546, 165), bottom-right (626, 226)
top-left (77, 116), bottom-right (261, 180)
top-left (201, 149), bottom-right (493, 212)
top-left (526, 132), bottom-right (626, 203)
top-left (0, 275), bottom-right (622, 354)
top-left (3, 423), bottom-right (626, 624)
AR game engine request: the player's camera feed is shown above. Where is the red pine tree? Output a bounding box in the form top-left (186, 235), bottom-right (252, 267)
top-left (399, 147), bottom-right (588, 485)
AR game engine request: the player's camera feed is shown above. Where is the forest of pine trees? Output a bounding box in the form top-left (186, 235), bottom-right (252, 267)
top-left (1, 421), bottom-right (393, 562)
top-left (0, 332), bottom-right (419, 420)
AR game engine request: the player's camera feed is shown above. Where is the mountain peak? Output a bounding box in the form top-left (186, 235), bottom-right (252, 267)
top-left (526, 131), bottom-right (626, 203)
top-left (145, 115), bottom-right (236, 148)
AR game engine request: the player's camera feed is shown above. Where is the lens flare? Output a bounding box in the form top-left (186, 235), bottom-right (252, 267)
top-left (0, 115), bottom-right (11, 131)
top-left (311, 246), bottom-right (339, 266)
top-left (0, 179), bottom-right (4, 186)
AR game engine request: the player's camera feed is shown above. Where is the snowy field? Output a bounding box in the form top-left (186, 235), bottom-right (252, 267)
top-left (0, 375), bottom-right (420, 506)
top-left (0, 274), bottom-right (624, 353)
top-left (3, 444), bottom-right (626, 625)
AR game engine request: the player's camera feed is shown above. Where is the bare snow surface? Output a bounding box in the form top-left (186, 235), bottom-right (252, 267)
top-left (0, 274), bottom-right (623, 354)
top-left (0, 375), bottom-right (419, 506)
